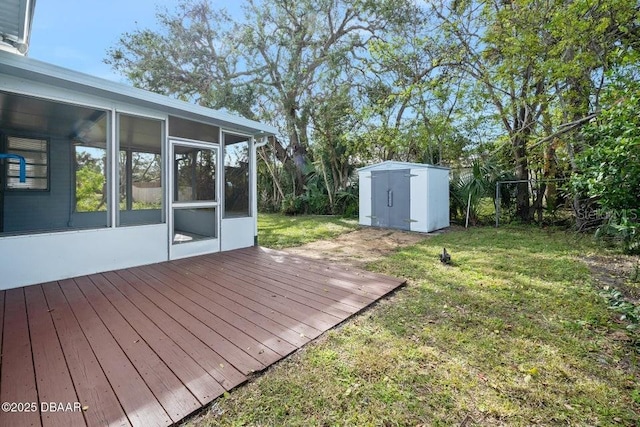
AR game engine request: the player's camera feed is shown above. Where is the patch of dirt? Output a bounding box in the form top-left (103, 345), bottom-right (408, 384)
top-left (582, 254), bottom-right (640, 302)
top-left (283, 227), bottom-right (443, 268)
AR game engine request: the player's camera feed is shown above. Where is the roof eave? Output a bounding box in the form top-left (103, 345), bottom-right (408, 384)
top-left (357, 160), bottom-right (450, 172)
top-left (0, 49), bottom-right (278, 136)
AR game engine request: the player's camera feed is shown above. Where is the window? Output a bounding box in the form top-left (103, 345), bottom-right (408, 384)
top-left (118, 114), bottom-right (164, 226)
top-left (174, 146), bottom-right (217, 202)
top-left (75, 146), bottom-right (107, 212)
top-left (5, 136), bottom-right (48, 190)
top-left (223, 134), bottom-right (250, 218)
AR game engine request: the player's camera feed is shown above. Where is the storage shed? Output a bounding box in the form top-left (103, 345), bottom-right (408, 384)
top-left (358, 161), bottom-right (450, 233)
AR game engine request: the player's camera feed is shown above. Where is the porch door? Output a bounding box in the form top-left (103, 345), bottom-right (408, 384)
top-left (169, 139), bottom-right (221, 260)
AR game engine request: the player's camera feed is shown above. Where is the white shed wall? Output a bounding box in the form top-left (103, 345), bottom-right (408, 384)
top-left (0, 224), bottom-right (167, 290)
top-left (427, 168), bottom-right (450, 231)
top-left (409, 169), bottom-right (428, 232)
top-left (358, 171), bottom-right (372, 226)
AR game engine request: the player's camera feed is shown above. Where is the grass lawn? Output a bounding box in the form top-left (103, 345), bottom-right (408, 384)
top-left (188, 221), bottom-right (639, 426)
top-left (257, 213), bottom-right (358, 249)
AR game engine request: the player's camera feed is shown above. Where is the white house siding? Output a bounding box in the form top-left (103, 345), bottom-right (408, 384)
top-left (0, 224), bottom-right (167, 290)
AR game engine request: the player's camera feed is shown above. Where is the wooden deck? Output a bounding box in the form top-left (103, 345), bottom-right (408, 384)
top-left (0, 246), bottom-right (405, 427)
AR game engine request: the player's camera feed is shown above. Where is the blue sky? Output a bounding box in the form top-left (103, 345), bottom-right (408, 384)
top-left (28, 0), bottom-right (240, 82)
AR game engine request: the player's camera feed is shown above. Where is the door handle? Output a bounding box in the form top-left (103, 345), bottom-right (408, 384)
top-left (388, 189), bottom-right (393, 207)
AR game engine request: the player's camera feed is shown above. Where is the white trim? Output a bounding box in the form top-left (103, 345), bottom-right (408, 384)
top-left (251, 137), bottom-right (258, 240)
top-left (357, 160), bottom-right (450, 172)
top-left (221, 129), bottom-right (254, 138)
top-left (0, 75), bottom-right (122, 113)
top-left (168, 137), bottom-right (219, 149)
top-left (218, 127), bottom-right (224, 248)
top-left (115, 108), bottom-right (168, 122)
top-left (173, 201), bottom-right (219, 209)
top-left (170, 237), bottom-right (220, 260)
top-left (109, 109), bottom-right (117, 228)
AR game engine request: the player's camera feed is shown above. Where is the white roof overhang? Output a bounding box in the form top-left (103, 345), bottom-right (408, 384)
top-left (0, 49), bottom-right (277, 137)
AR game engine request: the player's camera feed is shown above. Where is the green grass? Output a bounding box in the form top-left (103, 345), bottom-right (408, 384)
top-left (188, 220), bottom-right (639, 426)
top-left (257, 213), bottom-right (358, 249)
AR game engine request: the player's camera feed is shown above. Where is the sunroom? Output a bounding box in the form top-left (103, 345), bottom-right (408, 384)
top-left (0, 51), bottom-right (276, 290)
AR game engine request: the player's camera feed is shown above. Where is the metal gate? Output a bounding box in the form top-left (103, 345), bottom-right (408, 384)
top-left (371, 169), bottom-right (411, 230)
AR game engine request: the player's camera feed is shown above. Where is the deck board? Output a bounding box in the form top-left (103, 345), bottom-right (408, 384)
top-left (125, 266), bottom-right (265, 375)
top-left (139, 264), bottom-right (284, 365)
top-left (150, 262), bottom-right (299, 356)
top-left (217, 251), bottom-right (372, 311)
top-left (134, 265), bottom-right (274, 370)
top-left (24, 285), bottom-right (85, 427)
top-left (73, 275), bottom-right (201, 422)
top-left (175, 257), bottom-right (342, 331)
top-left (0, 247), bottom-right (405, 427)
top-left (163, 261), bottom-right (322, 341)
top-left (0, 288), bottom-right (40, 427)
top-left (41, 282), bottom-right (131, 427)
top-left (85, 274), bottom-right (223, 405)
top-left (103, 270), bottom-right (245, 391)
top-left (57, 279), bottom-right (172, 427)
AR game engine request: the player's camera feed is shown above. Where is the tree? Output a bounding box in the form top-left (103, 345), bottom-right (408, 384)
top-left (427, 0), bottom-right (638, 222)
top-left (571, 64), bottom-right (640, 252)
top-left (106, 0), bottom-right (404, 194)
top-left (354, 4), bottom-right (471, 165)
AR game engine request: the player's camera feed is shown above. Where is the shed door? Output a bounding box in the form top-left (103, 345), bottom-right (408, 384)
top-left (371, 169), bottom-right (411, 230)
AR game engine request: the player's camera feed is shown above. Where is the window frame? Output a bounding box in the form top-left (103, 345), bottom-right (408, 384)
top-left (3, 134), bottom-right (50, 192)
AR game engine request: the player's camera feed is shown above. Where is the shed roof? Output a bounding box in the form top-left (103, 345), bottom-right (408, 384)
top-left (0, 49), bottom-right (278, 136)
top-left (357, 160), bottom-right (450, 172)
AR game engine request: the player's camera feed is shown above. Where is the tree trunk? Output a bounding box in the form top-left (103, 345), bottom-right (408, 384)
top-left (543, 140), bottom-right (558, 211)
top-left (513, 134), bottom-right (530, 221)
top-left (565, 75), bottom-right (593, 230)
top-left (285, 109), bottom-right (308, 196)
